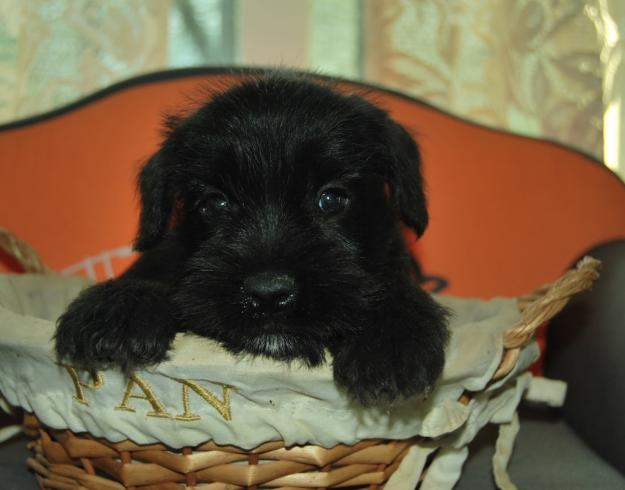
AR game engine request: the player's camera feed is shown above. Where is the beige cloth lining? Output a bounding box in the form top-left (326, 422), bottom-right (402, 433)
top-left (0, 273), bottom-right (566, 489)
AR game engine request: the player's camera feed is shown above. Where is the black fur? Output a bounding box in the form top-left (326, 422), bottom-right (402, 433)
top-left (55, 74), bottom-right (449, 406)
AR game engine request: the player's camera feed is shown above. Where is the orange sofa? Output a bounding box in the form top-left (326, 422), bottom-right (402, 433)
top-left (1, 68), bottom-right (624, 296)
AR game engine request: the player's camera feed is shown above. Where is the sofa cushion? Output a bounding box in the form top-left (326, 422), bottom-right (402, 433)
top-left (457, 408), bottom-right (625, 489)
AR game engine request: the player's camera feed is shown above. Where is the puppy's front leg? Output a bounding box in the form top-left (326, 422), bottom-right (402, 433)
top-left (332, 285), bottom-right (449, 406)
top-left (55, 238), bottom-right (185, 373)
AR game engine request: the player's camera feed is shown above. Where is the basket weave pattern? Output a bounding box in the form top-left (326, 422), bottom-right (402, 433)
top-left (0, 229), bottom-right (600, 489)
top-left (24, 415), bottom-right (416, 489)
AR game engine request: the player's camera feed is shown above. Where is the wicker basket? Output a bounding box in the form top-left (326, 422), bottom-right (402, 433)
top-left (0, 228), bottom-right (601, 489)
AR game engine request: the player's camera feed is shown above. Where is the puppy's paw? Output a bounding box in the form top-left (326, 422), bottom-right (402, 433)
top-left (332, 341), bottom-right (439, 406)
top-left (332, 301), bottom-right (448, 406)
top-left (55, 280), bottom-right (176, 374)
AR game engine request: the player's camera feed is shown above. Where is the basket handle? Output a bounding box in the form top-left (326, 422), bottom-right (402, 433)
top-left (490, 256), bottom-right (600, 381)
top-left (505, 256), bottom-right (601, 348)
top-left (0, 227), bottom-right (48, 274)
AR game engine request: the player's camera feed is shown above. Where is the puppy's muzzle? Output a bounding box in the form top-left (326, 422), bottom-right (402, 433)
top-left (242, 271), bottom-right (297, 317)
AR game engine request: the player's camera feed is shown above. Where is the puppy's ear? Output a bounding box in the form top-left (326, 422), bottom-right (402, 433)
top-left (134, 150), bottom-right (174, 251)
top-left (388, 122), bottom-right (429, 237)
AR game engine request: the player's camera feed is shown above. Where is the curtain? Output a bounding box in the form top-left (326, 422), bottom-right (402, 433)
top-left (0, 0), bottom-right (231, 124)
top-left (364, 0), bottom-right (604, 160)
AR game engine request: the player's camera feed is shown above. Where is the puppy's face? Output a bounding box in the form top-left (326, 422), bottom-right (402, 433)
top-left (136, 76), bottom-right (429, 366)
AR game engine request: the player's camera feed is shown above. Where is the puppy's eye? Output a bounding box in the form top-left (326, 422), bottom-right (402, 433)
top-left (318, 188), bottom-right (350, 214)
top-left (199, 192), bottom-right (230, 215)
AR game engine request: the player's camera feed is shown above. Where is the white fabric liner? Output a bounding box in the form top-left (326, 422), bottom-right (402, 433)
top-left (0, 274), bottom-right (562, 489)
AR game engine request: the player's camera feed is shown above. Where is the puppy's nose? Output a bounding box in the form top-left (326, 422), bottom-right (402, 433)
top-left (243, 272), bottom-right (297, 315)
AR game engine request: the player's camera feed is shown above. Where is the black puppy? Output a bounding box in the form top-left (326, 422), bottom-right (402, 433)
top-left (55, 74), bottom-right (448, 405)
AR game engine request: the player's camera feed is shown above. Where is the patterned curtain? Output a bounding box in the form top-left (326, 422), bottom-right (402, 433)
top-left (364, 0), bottom-right (604, 160)
top-left (0, 0), bottom-right (231, 124)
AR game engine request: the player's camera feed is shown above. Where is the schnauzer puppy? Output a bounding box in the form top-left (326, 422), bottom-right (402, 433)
top-left (55, 74), bottom-right (448, 405)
